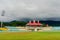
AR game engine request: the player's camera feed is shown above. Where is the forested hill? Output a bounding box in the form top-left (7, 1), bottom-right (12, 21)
top-left (40, 21), bottom-right (60, 26)
top-left (1, 21), bottom-right (60, 27)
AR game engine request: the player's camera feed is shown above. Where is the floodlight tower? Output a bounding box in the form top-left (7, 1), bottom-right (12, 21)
top-left (1, 10), bottom-right (5, 28)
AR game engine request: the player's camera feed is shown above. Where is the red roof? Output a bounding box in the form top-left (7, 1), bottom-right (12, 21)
top-left (26, 20), bottom-right (42, 26)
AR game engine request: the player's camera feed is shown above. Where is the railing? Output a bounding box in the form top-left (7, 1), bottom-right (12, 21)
top-left (5, 26), bottom-right (27, 32)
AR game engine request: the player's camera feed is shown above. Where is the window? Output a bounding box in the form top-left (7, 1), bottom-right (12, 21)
top-left (31, 21), bottom-right (33, 23)
top-left (35, 21), bottom-right (38, 23)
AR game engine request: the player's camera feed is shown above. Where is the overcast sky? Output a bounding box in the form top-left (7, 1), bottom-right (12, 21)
top-left (0, 0), bottom-right (60, 22)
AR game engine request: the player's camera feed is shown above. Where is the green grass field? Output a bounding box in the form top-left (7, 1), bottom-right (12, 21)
top-left (0, 32), bottom-right (60, 40)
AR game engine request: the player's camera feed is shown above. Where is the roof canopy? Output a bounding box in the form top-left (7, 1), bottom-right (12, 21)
top-left (26, 20), bottom-right (42, 26)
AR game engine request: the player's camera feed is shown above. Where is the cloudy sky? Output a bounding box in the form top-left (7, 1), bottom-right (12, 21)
top-left (0, 0), bottom-right (60, 22)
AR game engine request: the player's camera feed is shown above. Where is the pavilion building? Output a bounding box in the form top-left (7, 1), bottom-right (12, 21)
top-left (26, 20), bottom-right (43, 31)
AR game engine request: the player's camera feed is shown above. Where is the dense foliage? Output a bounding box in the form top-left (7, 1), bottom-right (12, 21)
top-left (40, 21), bottom-right (60, 26)
top-left (0, 21), bottom-right (60, 27)
top-left (0, 21), bottom-right (27, 27)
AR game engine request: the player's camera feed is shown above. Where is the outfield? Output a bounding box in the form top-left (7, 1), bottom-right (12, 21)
top-left (0, 32), bottom-right (60, 40)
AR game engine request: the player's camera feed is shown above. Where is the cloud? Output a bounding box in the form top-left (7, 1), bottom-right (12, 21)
top-left (0, 0), bottom-right (60, 21)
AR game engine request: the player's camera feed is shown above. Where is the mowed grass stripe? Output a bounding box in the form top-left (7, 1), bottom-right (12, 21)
top-left (0, 32), bottom-right (60, 40)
